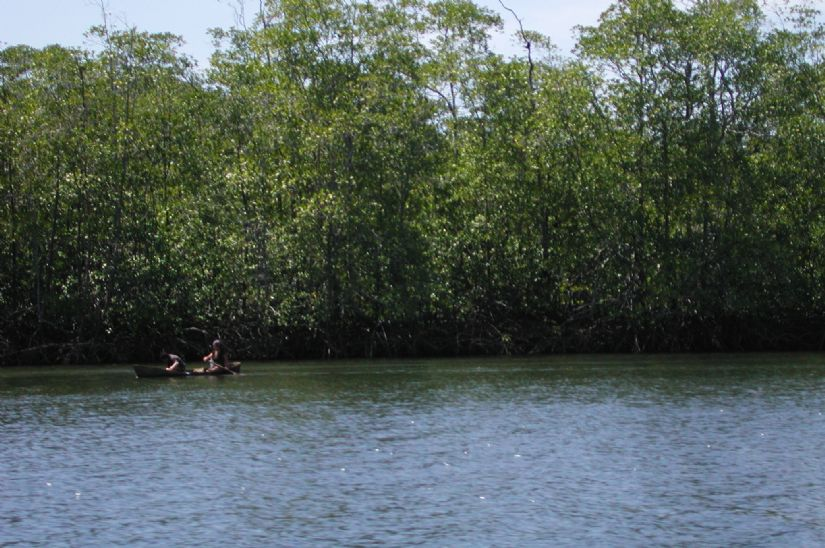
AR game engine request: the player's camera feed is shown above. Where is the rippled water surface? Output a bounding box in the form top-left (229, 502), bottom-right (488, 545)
top-left (3, 354), bottom-right (825, 546)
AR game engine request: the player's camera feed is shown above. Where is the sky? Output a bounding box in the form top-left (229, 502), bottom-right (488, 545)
top-left (0, 0), bottom-right (612, 68)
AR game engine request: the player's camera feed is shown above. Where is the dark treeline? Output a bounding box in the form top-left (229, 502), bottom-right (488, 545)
top-left (2, 0), bottom-right (825, 364)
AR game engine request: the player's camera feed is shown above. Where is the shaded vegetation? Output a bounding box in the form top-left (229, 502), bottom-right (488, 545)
top-left (2, 0), bottom-right (825, 363)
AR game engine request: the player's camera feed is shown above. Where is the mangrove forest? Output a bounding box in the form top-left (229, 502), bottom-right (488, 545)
top-left (2, 0), bottom-right (825, 363)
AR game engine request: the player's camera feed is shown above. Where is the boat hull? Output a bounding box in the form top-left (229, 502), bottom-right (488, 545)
top-left (134, 362), bottom-right (241, 378)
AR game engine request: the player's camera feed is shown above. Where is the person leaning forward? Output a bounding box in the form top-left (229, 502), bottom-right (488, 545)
top-left (161, 352), bottom-right (186, 373)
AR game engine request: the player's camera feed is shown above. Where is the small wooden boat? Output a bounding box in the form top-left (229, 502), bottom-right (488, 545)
top-left (134, 362), bottom-right (241, 378)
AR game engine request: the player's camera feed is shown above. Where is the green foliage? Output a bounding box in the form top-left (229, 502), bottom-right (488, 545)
top-left (1, 0), bottom-right (824, 363)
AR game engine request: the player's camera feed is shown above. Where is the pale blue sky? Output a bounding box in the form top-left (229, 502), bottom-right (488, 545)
top-left (0, 0), bottom-right (612, 68)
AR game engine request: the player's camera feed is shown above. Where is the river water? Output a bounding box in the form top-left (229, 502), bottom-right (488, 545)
top-left (2, 354), bottom-right (825, 546)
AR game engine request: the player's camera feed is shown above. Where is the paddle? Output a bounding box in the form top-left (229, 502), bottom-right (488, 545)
top-left (204, 349), bottom-right (237, 375)
top-left (202, 339), bottom-right (237, 375)
top-left (211, 360), bottom-right (237, 375)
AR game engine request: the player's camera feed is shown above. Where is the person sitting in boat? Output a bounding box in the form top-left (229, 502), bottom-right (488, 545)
top-left (202, 339), bottom-right (229, 373)
top-left (161, 352), bottom-right (186, 373)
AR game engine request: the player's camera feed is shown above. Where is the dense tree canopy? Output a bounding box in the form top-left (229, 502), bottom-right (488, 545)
top-left (1, 0), bottom-right (824, 363)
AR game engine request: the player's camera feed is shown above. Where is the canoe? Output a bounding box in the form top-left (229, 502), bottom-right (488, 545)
top-left (134, 362), bottom-right (241, 378)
